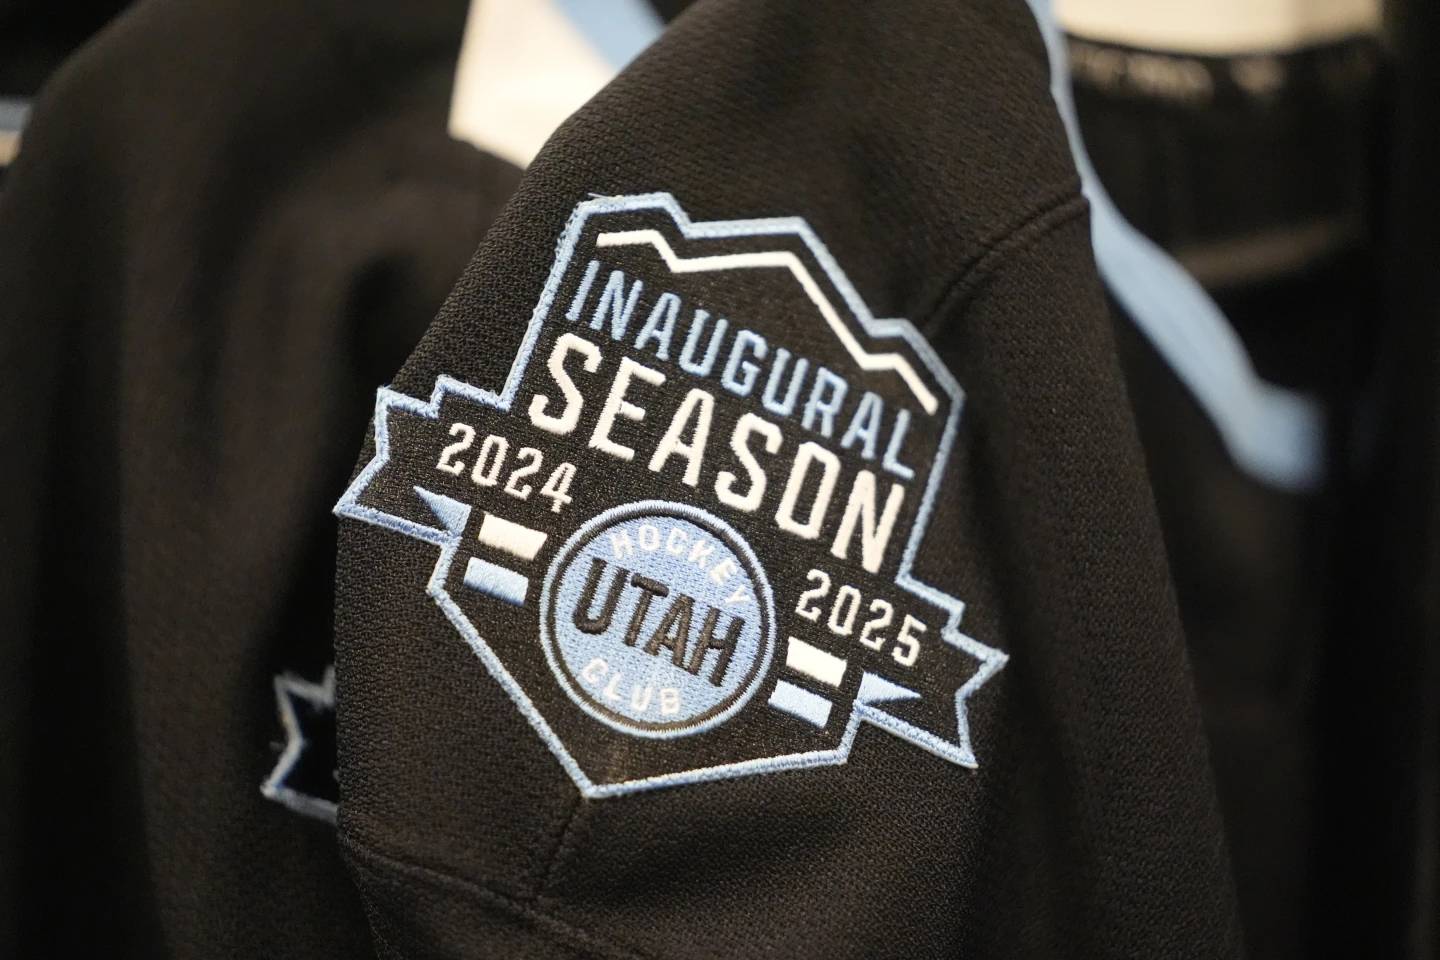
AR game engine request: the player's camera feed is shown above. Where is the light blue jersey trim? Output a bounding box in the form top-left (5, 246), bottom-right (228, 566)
top-left (0, 97), bottom-right (29, 134)
top-left (335, 193), bottom-right (1008, 796)
top-left (1026, 0), bottom-right (1325, 491)
top-left (554, 0), bottom-right (663, 71)
top-left (0, 97), bottom-right (30, 167)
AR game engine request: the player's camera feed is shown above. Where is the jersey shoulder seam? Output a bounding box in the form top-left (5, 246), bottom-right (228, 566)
top-left (921, 181), bottom-right (1089, 336)
top-left (342, 833), bottom-right (657, 960)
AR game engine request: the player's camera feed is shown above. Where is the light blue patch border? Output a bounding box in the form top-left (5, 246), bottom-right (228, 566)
top-left (334, 192), bottom-right (1009, 797)
top-left (537, 500), bottom-right (778, 740)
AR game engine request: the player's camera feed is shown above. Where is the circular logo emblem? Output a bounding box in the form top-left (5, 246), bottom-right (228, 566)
top-left (540, 501), bottom-right (776, 738)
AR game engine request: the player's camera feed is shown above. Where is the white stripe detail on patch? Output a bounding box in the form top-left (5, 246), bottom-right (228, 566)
top-left (784, 636), bottom-right (848, 688)
top-left (477, 512), bottom-right (549, 561)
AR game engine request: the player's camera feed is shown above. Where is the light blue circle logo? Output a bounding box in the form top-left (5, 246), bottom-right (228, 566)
top-left (540, 502), bottom-right (776, 738)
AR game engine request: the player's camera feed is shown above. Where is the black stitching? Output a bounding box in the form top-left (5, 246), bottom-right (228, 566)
top-left (919, 186), bottom-right (1090, 337)
top-left (539, 794), bottom-right (589, 898)
top-left (343, 833), bottom-right (655, 960)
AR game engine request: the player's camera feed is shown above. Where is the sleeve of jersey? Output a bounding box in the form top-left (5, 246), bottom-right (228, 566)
top-left (330, 0), bottom-right (1243, 957)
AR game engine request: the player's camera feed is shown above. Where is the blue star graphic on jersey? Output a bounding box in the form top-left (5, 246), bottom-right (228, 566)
top-left (261, 666), bottom-right (339, 823)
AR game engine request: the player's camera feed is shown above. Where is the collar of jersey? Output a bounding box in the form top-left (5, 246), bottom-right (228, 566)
top-left (1028, 0), bottom-right (1325, 491)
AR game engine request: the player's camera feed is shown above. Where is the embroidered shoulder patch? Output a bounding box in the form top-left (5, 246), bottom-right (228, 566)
top-left (336, 193), bottom-right (1006, 797)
